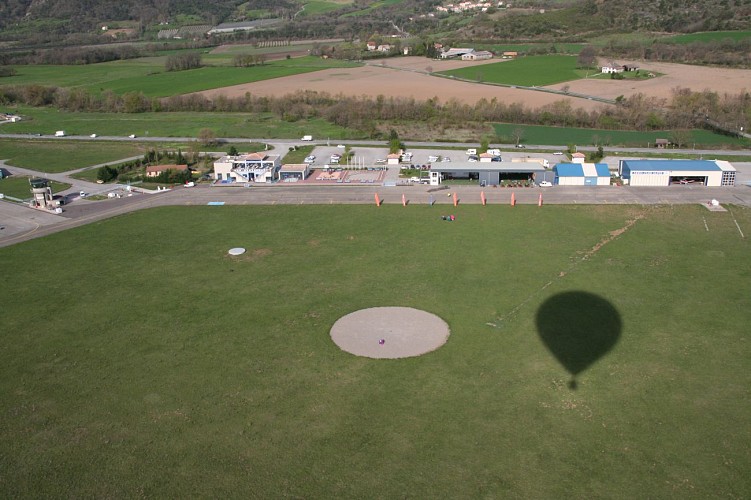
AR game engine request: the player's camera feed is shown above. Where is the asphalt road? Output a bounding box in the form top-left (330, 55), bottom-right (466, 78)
top-left (2, 133), bottom-right (750, 157)
top-left (2, 138), bottom-right (750, 249)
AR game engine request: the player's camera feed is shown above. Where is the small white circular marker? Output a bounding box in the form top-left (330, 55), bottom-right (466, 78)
top-left (228, 247), bottom-right (246, 256)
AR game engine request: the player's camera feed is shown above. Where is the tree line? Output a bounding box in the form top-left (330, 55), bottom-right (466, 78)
top-left (1, 83), bottom-right (748, 139)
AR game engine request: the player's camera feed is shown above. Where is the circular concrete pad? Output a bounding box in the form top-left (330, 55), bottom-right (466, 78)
top-left (330, 307), bottom-right (450, 359)
top-left (228, 247), bottom-right (246, 256)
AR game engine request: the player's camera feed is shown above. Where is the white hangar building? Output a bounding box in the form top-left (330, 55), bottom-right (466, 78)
top-left (619, 160), bottom-right (736, 187)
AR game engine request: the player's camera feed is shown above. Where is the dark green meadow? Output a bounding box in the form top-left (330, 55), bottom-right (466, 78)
top-left (0, 204), bottom-right (749, 497)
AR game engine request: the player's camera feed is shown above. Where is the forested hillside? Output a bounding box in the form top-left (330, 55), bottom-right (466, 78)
top-left (1, 0), bottom-right (750, 41)
top-left (0, 0), bottom-right (246, 31)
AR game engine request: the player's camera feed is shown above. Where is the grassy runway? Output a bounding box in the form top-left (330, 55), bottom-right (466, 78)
top-left (0, 204), bottom-right (749, 497)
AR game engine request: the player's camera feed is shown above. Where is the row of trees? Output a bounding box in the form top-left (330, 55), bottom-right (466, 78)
top-left (232, 54), bottom-right (268, 67)
top-left (165, 52), bottom-right (202, 72)
top-left (1, 83), bottom-right (748, 138)
top-left (601, 38), bottom-right (751, 67)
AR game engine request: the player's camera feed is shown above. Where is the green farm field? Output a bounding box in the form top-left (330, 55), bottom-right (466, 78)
top-left (494, 123), bottom-right (750, 148)
top-left (439, 55), bottom-right (591, 87)
top-left (0, 204), bottom-right (749, 497)
top-left (661, 30), bottom-right (751, 44)
top-left (2, 57), bottom-right (359, 97)
top-left (1, 107), bottom-right (360, 142)
top-left (297, 0), bottom-right (353, 16)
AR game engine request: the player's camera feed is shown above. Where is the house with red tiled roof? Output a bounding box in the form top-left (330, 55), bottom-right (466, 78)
top-left (145, 164), bottom-right (189, 177)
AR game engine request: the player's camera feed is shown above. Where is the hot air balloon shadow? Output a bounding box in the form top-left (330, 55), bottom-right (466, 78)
top-left (535, 291), bottom-right (622, 390)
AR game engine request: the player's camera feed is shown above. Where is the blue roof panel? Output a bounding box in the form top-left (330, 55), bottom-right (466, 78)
top-left (595, 163), bottom-right (611, 177)
top-left (554, 163), bottom-right (584, 177)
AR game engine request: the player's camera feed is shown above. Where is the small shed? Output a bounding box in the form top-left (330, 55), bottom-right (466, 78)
top-left (571, 152), bottom-right (586, 164)
top-left (386, 153), bottom-right (401, 165)
top-left (655, 138), bottom-right (669, 148)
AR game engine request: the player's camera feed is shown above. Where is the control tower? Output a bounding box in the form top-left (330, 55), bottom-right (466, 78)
top-left (29, 177), bottom-right (53, 209)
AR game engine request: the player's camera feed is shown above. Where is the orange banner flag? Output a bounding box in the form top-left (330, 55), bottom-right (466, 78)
top-left (511, 192), bottom-right (516, 206)
top-left (453, 192), bottom-right (458, 207)
top-left (375, 193), bottom-right (381, 206)
top-left (402, 193), bottom-right (406, 207)
top-left (481, 191), bottom-right (486, 206)
top-left (538, 192), bottom-right (543, 207)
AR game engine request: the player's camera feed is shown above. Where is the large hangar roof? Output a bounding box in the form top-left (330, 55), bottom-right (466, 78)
top-left (430, 161), bottom-right (546, 172)
top-left (621, 160), bottom-right (734, 172)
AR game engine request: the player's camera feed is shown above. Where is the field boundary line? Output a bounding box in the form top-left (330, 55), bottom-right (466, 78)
top-left (490, 211), bottom-right (646, 327)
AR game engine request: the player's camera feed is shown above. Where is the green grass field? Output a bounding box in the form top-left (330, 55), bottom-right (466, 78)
top-left (661, 30), bottom-right (751, 44)
top-left (2, 107), bottom-right (360, 141)
top-left (0, 204), bottom-right (749, 497)
top-left (0, 175), bottom-right (70, 199)
top-left (493, 123), bottom-right (750, 148)
top-left (478, 43), bottom-right (584, 54)
top-left (2, 57), bottom-right (359, 97)
top-left (439, 55), bottom-right (587, 87)
top-left (298, 0), bottom-right (353, 16)
top-left (0, 139), bottom-right (144, 173)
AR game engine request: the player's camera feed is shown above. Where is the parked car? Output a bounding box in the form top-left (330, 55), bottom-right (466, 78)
top-left (90, 133), bottom-right (97, 138)
top-left (491, 156), bottom-right (502, 162)
top-left (128, 134), bottom-right (136, 139)
top-left (79, 191), bottom-right (88, 197)
top-left (539, 181), bottom-right (552, 187)
top-left (468, 155), bottom-right (479, 162)
top-left (515, 144), bottom-right (526, 149)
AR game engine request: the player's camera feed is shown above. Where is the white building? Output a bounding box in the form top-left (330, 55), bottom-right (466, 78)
top-left (213, 153), bottom-right (281, 183)
top-left (619, 160), bottom-right (736, 187)
top-left (462, 50), bottom-right (493, 61)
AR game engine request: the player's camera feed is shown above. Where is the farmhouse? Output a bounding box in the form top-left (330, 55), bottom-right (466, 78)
top-left (601, 62), bottom-right (624, 74)
top-left (619, 159), bottom-right (736, 187)
top-left (213, 153), bottom-right (281, 183)
top-left (462, 50), bottom-right (493, 61)
top-left (553, 163), bottom-right (611, 186)
top-left (145, 164), bottom-right (189, 178)
top-left (440, 47), bottom-right (475, 59)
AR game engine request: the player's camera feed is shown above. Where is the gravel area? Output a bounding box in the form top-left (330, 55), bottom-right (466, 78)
top-left (330, 307), bottom-right (450, 359)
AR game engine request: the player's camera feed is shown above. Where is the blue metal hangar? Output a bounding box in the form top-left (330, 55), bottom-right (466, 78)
top-left (553, 163), bottom-right (611, 186)
top-left (619, 160), bottom-right (736, 187)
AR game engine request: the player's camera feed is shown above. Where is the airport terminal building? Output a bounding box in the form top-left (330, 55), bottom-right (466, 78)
top-left (619, 160), bottom-right (736, 187)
